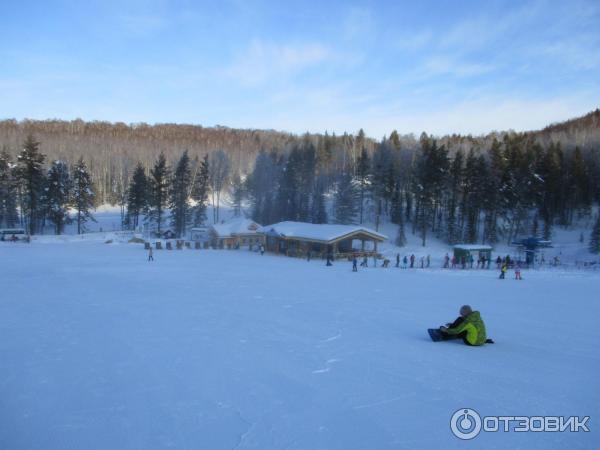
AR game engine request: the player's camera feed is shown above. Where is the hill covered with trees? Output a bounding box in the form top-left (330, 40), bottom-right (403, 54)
top-left (1, 110), bottom-right (599, 251)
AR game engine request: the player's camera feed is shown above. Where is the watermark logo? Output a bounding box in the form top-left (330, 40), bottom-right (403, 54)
top-left (450, 408), bottom-right (590, 440)
top-left (450, 408), bottom-right (482, 440)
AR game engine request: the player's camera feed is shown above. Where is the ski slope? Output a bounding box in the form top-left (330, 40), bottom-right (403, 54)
top-left (1, 240), bottom-right (599, 449)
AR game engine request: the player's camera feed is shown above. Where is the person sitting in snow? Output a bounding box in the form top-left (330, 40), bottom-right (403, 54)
top-left (439, 305), bottom-right (492, 346)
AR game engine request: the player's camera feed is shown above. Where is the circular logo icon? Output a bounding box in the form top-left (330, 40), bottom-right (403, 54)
top-left (450, 408), bottom-right (482, 440)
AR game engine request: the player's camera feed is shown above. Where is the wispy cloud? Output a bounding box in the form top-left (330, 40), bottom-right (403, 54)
top-left (224, 39), bottom-right (330, 86)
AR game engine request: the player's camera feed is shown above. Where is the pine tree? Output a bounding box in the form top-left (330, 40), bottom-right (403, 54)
top-left (208, 150), bottom-right (230, 223)
top-left (147, 152), bottom-right (170, 234)
top-left (230, 172), bottom-right (245, 217)
top-left (169, 151), bottom-right (192, 238)
top-left (311, 180), bottom-right (328, 224)
top-left (43, 160), bottom-right (72, 234)
top-left (191, 154), bottom-right (210, 226)
top-left (395, 218), bottom-right (407, 247)
top-left (125, 163), bottom-right (148, 230)
top-left (0, 149), bottom-right (19, 228)
top-left (413, 134), bottom-right (448, 246)
top-left (590, 215), bottom-right (600, 254)
top-left (446, 150), bottom-right (463, 244)
top-left (71, 158), bottom-right (96, 234)
top-left (334, 172), bottom-right (358, 224)
top-left (355, 147), bottom-right (370, 224)
top-left (17, 135), bottom-right (46, 235)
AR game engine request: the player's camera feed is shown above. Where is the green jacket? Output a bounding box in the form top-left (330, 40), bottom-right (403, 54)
top-left (447, 311), bottom-right (487, 346)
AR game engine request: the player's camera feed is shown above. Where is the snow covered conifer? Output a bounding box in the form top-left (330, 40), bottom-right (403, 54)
top-left (16, 135), bottom-right (46, 234)
top-left (169, 151), bottom-right (192, 238)
top-left (0, 149), bottom-right (19, 228)
top-left (147, 152), bottom-right (170, 234)
top-left (590, 215), bottom-right (600, 254)
top-left (71, 157), bottom-right (96, 234)
top-left (44, 160), bottom-right (72, 234)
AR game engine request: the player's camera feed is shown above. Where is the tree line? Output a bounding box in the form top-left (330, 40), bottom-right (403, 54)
top-left (1, 124), bottom-right (600, 253)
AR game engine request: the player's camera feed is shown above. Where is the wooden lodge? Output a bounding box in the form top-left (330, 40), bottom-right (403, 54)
top-left (259, 221), bottom-right (387, 259)
top-left (209, 217), bottom-right (264, 250)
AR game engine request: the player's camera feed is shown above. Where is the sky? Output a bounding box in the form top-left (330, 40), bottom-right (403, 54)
top-left (1, 0), bottom-right (599, 138)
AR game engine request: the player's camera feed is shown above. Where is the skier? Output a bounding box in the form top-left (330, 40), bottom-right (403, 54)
top-left (410, 254), bottom-right (415, 268)
top-left (443, 253), bottom-right (450, 268)
top-left (403, 255), bottom-right (408, 269)
top-left (382, 258), bottom-right (390, 268)
top-left (361, 256), bottom-right (368, 267)
top-left (148, 246), bottom-right (154, 262)
top-left (461, 256), bottom-right (466, 269)
top-left (426, 254), bottom-right (431, 268)
top-left (451, 255), bottom-right (457, 269)
top-left (420, 256), bottom-right (425, 268)
top-left (260, 244), bottom-right (265, 256)
top-left (352, 255), bottom-right (358, 272)
top-left (469, 254), bottom-right (474, 269)
top-left (499, 263), bottom-right (507, 279)
top-left (515, 262), bottom-right (522, 280)
top-left (438, 305), bottom-right (492, 346)
top-left (307, 250), bottom-right (311, 262)
top-left (496, 256), bottom-right (502, 269)
top-left (396, 253), bottom-right (400, 268)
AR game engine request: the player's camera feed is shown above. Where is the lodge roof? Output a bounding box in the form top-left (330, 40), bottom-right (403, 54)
top-left (259, 221), bottom-right (388, 244)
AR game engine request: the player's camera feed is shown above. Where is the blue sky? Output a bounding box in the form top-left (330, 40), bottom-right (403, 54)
top-left (1, 0), bottom-right (599, 137)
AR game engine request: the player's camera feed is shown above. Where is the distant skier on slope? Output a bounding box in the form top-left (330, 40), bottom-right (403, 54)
top-left (499, 263), bottom-right (507, 279)
top-left (148, 246), bottom-right (154, 262)
top-left (515, 262), bottom-right (522, 280)
top-left (433, 305), bottom-right (494, 345)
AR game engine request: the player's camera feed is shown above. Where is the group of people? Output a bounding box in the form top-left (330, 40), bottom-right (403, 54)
top-left (443, 253), bottom-right (491, 269)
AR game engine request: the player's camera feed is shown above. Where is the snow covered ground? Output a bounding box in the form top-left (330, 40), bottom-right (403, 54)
top-left (1, 238), bottom-right (599, 449)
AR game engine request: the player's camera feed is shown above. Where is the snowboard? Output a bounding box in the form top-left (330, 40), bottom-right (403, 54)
top-left (428, 328), bottom-right (444, 342)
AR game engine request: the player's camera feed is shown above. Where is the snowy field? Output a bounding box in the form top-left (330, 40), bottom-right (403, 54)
top-left (1, 240), bottom-right (599, 449)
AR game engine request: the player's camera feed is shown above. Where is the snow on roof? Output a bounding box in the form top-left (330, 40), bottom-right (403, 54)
top-left (211, 217), bottom-right (261, 237)
top-left (453, 244), bottom-right (493, 250)
top-left (259, 221), bottom-right (388, 243)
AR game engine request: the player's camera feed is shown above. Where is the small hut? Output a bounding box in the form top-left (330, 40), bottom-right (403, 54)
top-left (453, 244), bottom-right (492, 263)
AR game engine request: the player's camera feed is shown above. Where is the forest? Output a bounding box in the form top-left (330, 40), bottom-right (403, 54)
top-left (1, 110), bottom-right (600, 252)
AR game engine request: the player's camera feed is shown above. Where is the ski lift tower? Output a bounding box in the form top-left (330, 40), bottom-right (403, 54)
top-left (512, 237), bottom-right (552, 267)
